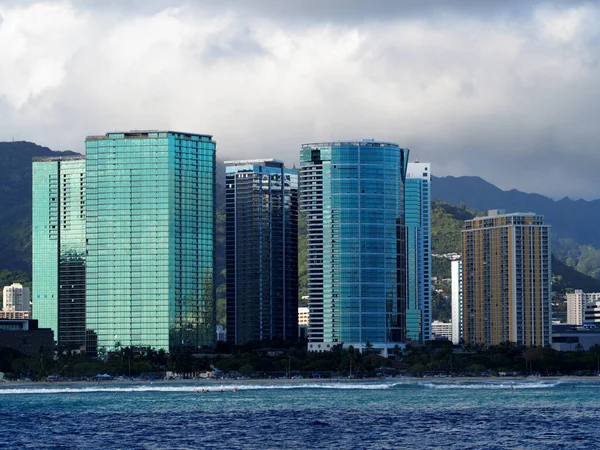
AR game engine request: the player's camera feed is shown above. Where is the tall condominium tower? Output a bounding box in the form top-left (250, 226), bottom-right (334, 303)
top-left (3, 283), bottom-right (31, 312)
top-left (32, 156), bottom-right (86, 347)
top-left (451, 258), bottom-right (463, 345)
top-left (462, 210), bottom-right (551, 347)
top-left (85, 131), bottom-right (216, 352)
top-left (404, 162), bottom-right (431, 342)
top-left (225, 160), bottom-right (298, 345)
top-left (300, 140), bottom-right (409, 354)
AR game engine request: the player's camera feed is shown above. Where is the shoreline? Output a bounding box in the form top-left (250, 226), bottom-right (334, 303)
top-left (1, 375), bottom-right (598, 387)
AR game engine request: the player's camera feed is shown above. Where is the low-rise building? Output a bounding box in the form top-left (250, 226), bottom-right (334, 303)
top-left (0, 319), bottom-right (54, 355)
top-left (432, 321), bottom-right (452, 341)
top-left (551, 324), bottom-right (600, 351)
top-left (0, 311), bottom-right (30, 320)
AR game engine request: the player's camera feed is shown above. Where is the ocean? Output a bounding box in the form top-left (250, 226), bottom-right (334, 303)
top-left (0, 378), bottom-right (597, 449)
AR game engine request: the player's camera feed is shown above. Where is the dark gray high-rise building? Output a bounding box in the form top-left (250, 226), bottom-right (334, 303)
top-left (225, 159), bottom-right (298, 345)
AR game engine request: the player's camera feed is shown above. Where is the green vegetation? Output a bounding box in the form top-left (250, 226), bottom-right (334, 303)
top-left (298, 211), bottom-right (308, 304)
top-left (554, 238), bottom-right (600, 281)
top-left (429, 200), bottom-right (600, 294)
top-left (431, 201), bottom-right (479, 255)
top-left (4, 340), bottom-right (600, 379)
top-left (402, 341), bottom-right (600, 376)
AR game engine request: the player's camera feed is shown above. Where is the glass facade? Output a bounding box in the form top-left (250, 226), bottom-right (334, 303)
top-left (32, 157), bottom-right (86, 347)
top-left (300, 140), bottom-right (409, 353)
top-left (85, 131), bottom-right (215, 352)
top-left (225, 160), bottom-right (298, 345)
top-left (404, 163), bottom-right (431, 342)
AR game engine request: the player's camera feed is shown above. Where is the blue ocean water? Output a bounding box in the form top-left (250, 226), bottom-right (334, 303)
top-left (0, 378), bottom-right (598, 449)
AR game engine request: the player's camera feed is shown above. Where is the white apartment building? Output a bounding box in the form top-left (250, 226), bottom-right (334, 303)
top-left (432, 321), bottom-right (452, 341)
top-left (567, 290), bottom-right (600, 325)
top-left (2, 283), bottom-right (31, 312)
top-left (451, 259), bottom-right (463, 345)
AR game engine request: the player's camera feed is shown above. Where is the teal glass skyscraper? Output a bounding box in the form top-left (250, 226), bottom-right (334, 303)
top-left (225, 160), bottom-right (298, 345)
top-left (85, 131), bottom-right (216, 352)
top-left (300, 140), bottom-right (409, 354)
top-left (404, 162), bottom-right (432, 342)
top-left (32, 156), bottom-right (86, 348)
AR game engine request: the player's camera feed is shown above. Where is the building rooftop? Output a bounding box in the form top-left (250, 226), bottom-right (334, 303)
top-left (469, 210), bottom-right (542, 221)
top-left (32, 155), bottom-right (84, 162)
top-left (225, 159), bottom-right (285, 167)
top-left (86, 130), bottom-right (214, 141)
top-left (301, 139), bottom-right (400, 148)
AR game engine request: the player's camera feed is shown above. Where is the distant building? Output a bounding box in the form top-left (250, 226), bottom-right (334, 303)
top-left (225, 159), bottom-right (298, 345)
top-left (431, 321), bottom-right (452, 341)
top-left (404, 162), bottom-right (432, 342)
top-left (32, 156), bottom-right (86, 349)
top-left (216, 325), bottom-right (226, 342)
top-left (300, 140), bottom-right (409, 354)
top-left (298, 307), bottom-right (309, 339)
top-left (462, 210), bottom-right (552, 347)
top-left (0, 311), bottom-right (30, 320)
top-left (85, 131), bottom-right (216, 352)
top-left (584, 301), bottom-right (600, 325)
top-left (2, 283), bottom-right (30, 312)
top-left (566, 290), bottom-right (600, 325)
top-left (451, 259), bottom-right (463, 345)
top-left (0, 319), bottom-right (54, 355)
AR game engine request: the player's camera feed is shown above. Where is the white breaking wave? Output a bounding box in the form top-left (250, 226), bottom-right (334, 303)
top-left (0, 382), bottom-right (400, 395)
top-left (0, 380), bottom-right (570, 395)
top-left (419, 381), bottom-right (562, 390)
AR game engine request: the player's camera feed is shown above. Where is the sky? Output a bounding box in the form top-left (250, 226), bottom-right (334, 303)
top-left (1, 0), bottom-right (599, 199)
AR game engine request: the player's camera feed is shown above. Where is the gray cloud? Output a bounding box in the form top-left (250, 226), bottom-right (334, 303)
top-left (0, 0), bottom-right (600, 199)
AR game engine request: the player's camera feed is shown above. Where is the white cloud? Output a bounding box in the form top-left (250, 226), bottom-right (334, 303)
top-left (0, 0), bottom-right (600, 199)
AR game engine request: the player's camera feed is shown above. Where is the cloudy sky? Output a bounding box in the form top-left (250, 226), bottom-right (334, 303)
top-left (1, 0), bottom-right (599, 199)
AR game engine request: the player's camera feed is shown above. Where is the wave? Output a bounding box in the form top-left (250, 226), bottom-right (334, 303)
top-left (0, 382), bottom-right (400, 395)
top-left (0, 379), bottom-right (576, 395)
top-left (418, 381), bottom-right (563, 390)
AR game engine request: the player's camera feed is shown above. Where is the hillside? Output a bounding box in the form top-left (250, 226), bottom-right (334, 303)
top-left (433, 175), bottom-right (600, 280)
top-left (0, 142), bottom-right (78, 272)
top-left (430, 201), bottom-right (600, 293)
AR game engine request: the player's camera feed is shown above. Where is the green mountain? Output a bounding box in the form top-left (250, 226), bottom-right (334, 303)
top-left (433, 175), bottom-right (600, 281)
top-left (430, 200), bottom-right (600, 293)
top-left (0, 141), bottom-right (77, 272)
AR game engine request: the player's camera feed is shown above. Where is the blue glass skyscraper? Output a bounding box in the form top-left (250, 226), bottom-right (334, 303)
top-left (32, 156), bottom-right (86, 348)
top-left (85, 131), bottom-right (215, 352)
top-left (300, 140), bottom-right (409, 354)
top-left (404, 162), bottom-right (432, 342)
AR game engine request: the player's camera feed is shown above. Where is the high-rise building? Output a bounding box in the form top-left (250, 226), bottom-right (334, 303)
top-left (566, 290), bottom-right (600, 325)
top-left (85, 131), bottom-right (215, 352)
top-left (404, 162), bottom-right (431, 342)
top-left (2, 283), bottom-right (31, 312)
top-left (225, 159), bottom-right (298, 345)
top-left (451, 258), bottom-right (463, 345)
top-left (32, 156), bottom-right (86, 348)
top-left (299, 140), bottom-right (409, 354)
top-left (462, 210), bottom-right (551, 347)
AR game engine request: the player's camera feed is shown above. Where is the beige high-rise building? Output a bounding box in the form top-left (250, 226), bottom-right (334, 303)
top-left (462, 210), bottom-right (551, 347)
top-left (2, 283), bottom-right (31, 312)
